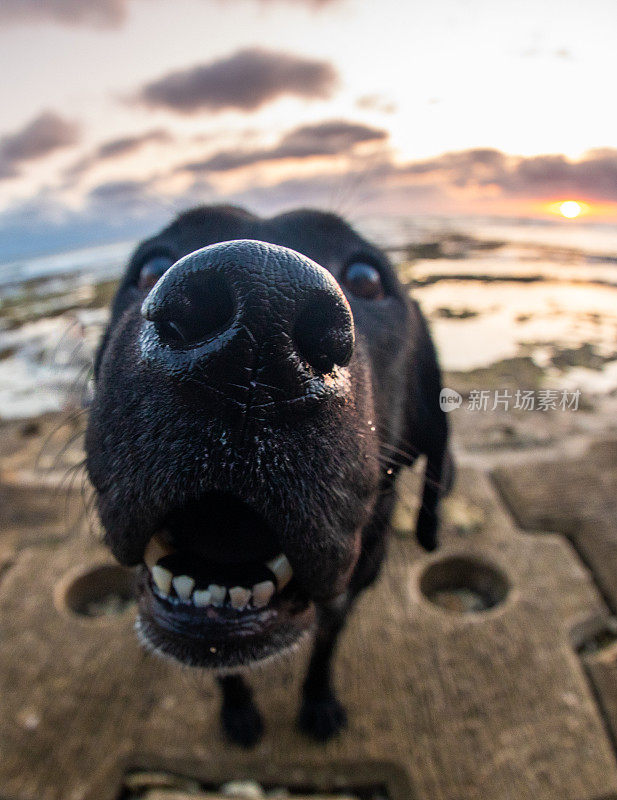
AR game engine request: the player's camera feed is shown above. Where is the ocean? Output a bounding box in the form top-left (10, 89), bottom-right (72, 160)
top-left (1, 214), bottom-right (617, 420)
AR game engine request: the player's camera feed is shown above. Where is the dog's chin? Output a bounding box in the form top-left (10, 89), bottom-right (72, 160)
top-left (135, 566), bottom-right (315, 669)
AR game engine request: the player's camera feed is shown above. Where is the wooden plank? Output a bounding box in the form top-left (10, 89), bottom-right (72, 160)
top-left (492, 440), bottom-right (617, 610)
top-left (0, 465), bottom-right (615, 800)
top-left (494, 440), bottom-right (617, 792)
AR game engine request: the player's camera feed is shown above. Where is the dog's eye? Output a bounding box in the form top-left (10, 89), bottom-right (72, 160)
top-left (138, 255), bottom-right (175, 292)
top-left (342, 262), bottom-right (385, 300)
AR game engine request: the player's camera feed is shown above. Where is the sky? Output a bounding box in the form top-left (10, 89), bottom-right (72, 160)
top-left (1, 0), bottom-right (617, 259)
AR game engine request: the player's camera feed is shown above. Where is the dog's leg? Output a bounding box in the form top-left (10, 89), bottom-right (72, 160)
top-left (298, 594), bottom-right (350, 741)
top-left (217, 673), bottom-right (264, 747)
top-left (416, 434), bottom-right (453, 552)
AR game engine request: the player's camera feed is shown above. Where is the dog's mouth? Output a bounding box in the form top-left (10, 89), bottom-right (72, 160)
top-left (135, 491), bottom-right (315, 669)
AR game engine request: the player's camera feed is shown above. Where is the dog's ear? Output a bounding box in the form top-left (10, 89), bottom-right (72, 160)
top-left (399, 299), bottom-right (453, 551)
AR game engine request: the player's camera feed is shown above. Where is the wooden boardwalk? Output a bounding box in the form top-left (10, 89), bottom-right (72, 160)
top-left (1, 416), bottom-right (617, 800)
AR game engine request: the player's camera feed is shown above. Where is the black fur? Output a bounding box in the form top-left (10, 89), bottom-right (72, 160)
top-left (86, 205), bottom-right (451, 744)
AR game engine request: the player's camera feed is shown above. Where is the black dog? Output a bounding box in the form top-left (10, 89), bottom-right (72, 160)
top-left (86, 205), bottom-right (451, 746)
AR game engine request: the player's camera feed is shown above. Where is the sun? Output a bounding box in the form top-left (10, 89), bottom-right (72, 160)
top-left (559, 200), bottom-right (583, 219)
top-left (545, 199), bottom-right (590, 219)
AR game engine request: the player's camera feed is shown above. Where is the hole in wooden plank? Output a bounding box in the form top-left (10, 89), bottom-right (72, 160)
top-left (119, 768), bottom-right (399, 799)
top-left (576, 618), bottom-right (617, 656)
top-left (420, 555), bottom-right (509, 613)
top-left (61, 564), bottom-right (136, 617)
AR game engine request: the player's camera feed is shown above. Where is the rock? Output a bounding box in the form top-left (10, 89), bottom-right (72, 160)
top-left (220, 781), bottom-right (265, 799)
top-left (443, 497), bottom-right (485, 535)
top-left (124, 770), bottom-right (201, 794)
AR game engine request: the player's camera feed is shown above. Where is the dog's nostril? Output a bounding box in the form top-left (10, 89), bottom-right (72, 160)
top-left (294, 289), bottom-right (354, 373)
top-left (145, 272), bottom-right (235, 348)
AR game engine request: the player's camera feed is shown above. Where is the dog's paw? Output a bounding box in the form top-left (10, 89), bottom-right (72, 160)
top-left (298, 691), bottom-right (347, 741)
top-left (220, 700), bottom-right (264, 748)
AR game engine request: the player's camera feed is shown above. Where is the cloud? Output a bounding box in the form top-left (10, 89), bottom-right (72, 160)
top-left (501, 149), bottom-right (617, 201)
top-left (0, 111), bottom-right (80, 180)
top-left (65, 128), bottom-right (172, 179)
top-left (393, 148), bottom-right (510, 193)
top-left (391, 147), bottom-right (617, 203)
top-left (520, 45), bottom-right (574, 60)
top-left (216, 145), bottom-right (617, 214)
top-left (0, 178), bottom-right (176, 260)
top-left (87, 178), bottom-right (153, 204)
top-left (256, 0), bottom-right (339, 4)
top-left (4, 145), bottom-right (617, 262)
top-left (355, 94), bottom-right (397, 114)
top-left (0, 0), bottom-right (340, 28)
top-left (0, 0), bottom-right (130, 28)
top-left (181, 120), bottom-right (387, 173)
top-left (95, 129), bottom-right (171, 159)
top-left (226, 168), bottom-right (441, 218)
top-left (135, 48), bottom-right (338, 114)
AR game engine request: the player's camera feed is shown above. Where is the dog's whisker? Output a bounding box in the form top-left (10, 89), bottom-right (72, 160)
top-left (385, 427), bottom-right (440, 462)
top-left (56, 457), bottom-right (100, 541)
top-left (34, 408), bottom-right (88, 472)
top-left (187, 378), bottom-right (232, 401)
top-left (65, 335), bottom-right (88, 367)
top-left (52, 458), bottom-right (93, 535)
top-left (70, 477), bottom-right (91, 536)
top-left (65, 361), bottom-right (94, 401)
top-left (80, 475), bottom-right (100, 541)
top-left (56, 458), bottom-right (86, 497)
top-left (250, 380), bottom-right (286, 396)
top-left (370, 457), bottom-right (401, 473)
top-left (327, 160), bottom-right (383, 220)
top-left (224, 379), bottom-right (286, 398)
top-left (379, 441), bottom-right (422, 463)
top-left (46, 317), bottom-right (83, 366)
top-left (48, 427), bottom-right (87, 473)
top-left (373, 452), bottom-right (402, 466)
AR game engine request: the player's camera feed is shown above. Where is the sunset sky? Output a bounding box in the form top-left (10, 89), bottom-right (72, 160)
top-left (1, 0), bottom-right (617, 259)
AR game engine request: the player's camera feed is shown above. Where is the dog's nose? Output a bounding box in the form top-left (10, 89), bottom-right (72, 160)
top-left (140, 239), bottom-right (354, 402)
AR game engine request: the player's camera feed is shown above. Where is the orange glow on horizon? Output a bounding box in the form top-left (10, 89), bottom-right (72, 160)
top-left (544, 199), bottom-right (590, 219)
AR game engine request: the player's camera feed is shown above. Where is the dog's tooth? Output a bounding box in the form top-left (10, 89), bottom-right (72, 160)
top-left (265, 554), bottom-right (293, 590)
top-left (252, 580), bottom-right (275, 608)
top-left (208, 584), bottom-right (227, 606)
top-left (193, 589), bottom-right (212, 607)
top-left (151, 565), bottom-right (172, 595)
top-left (172, 575), bottom-right (195, 602)
top-left (229, 586), bottom-right (251, 610)
top-left (144, 533), bottom-right (174, 568)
